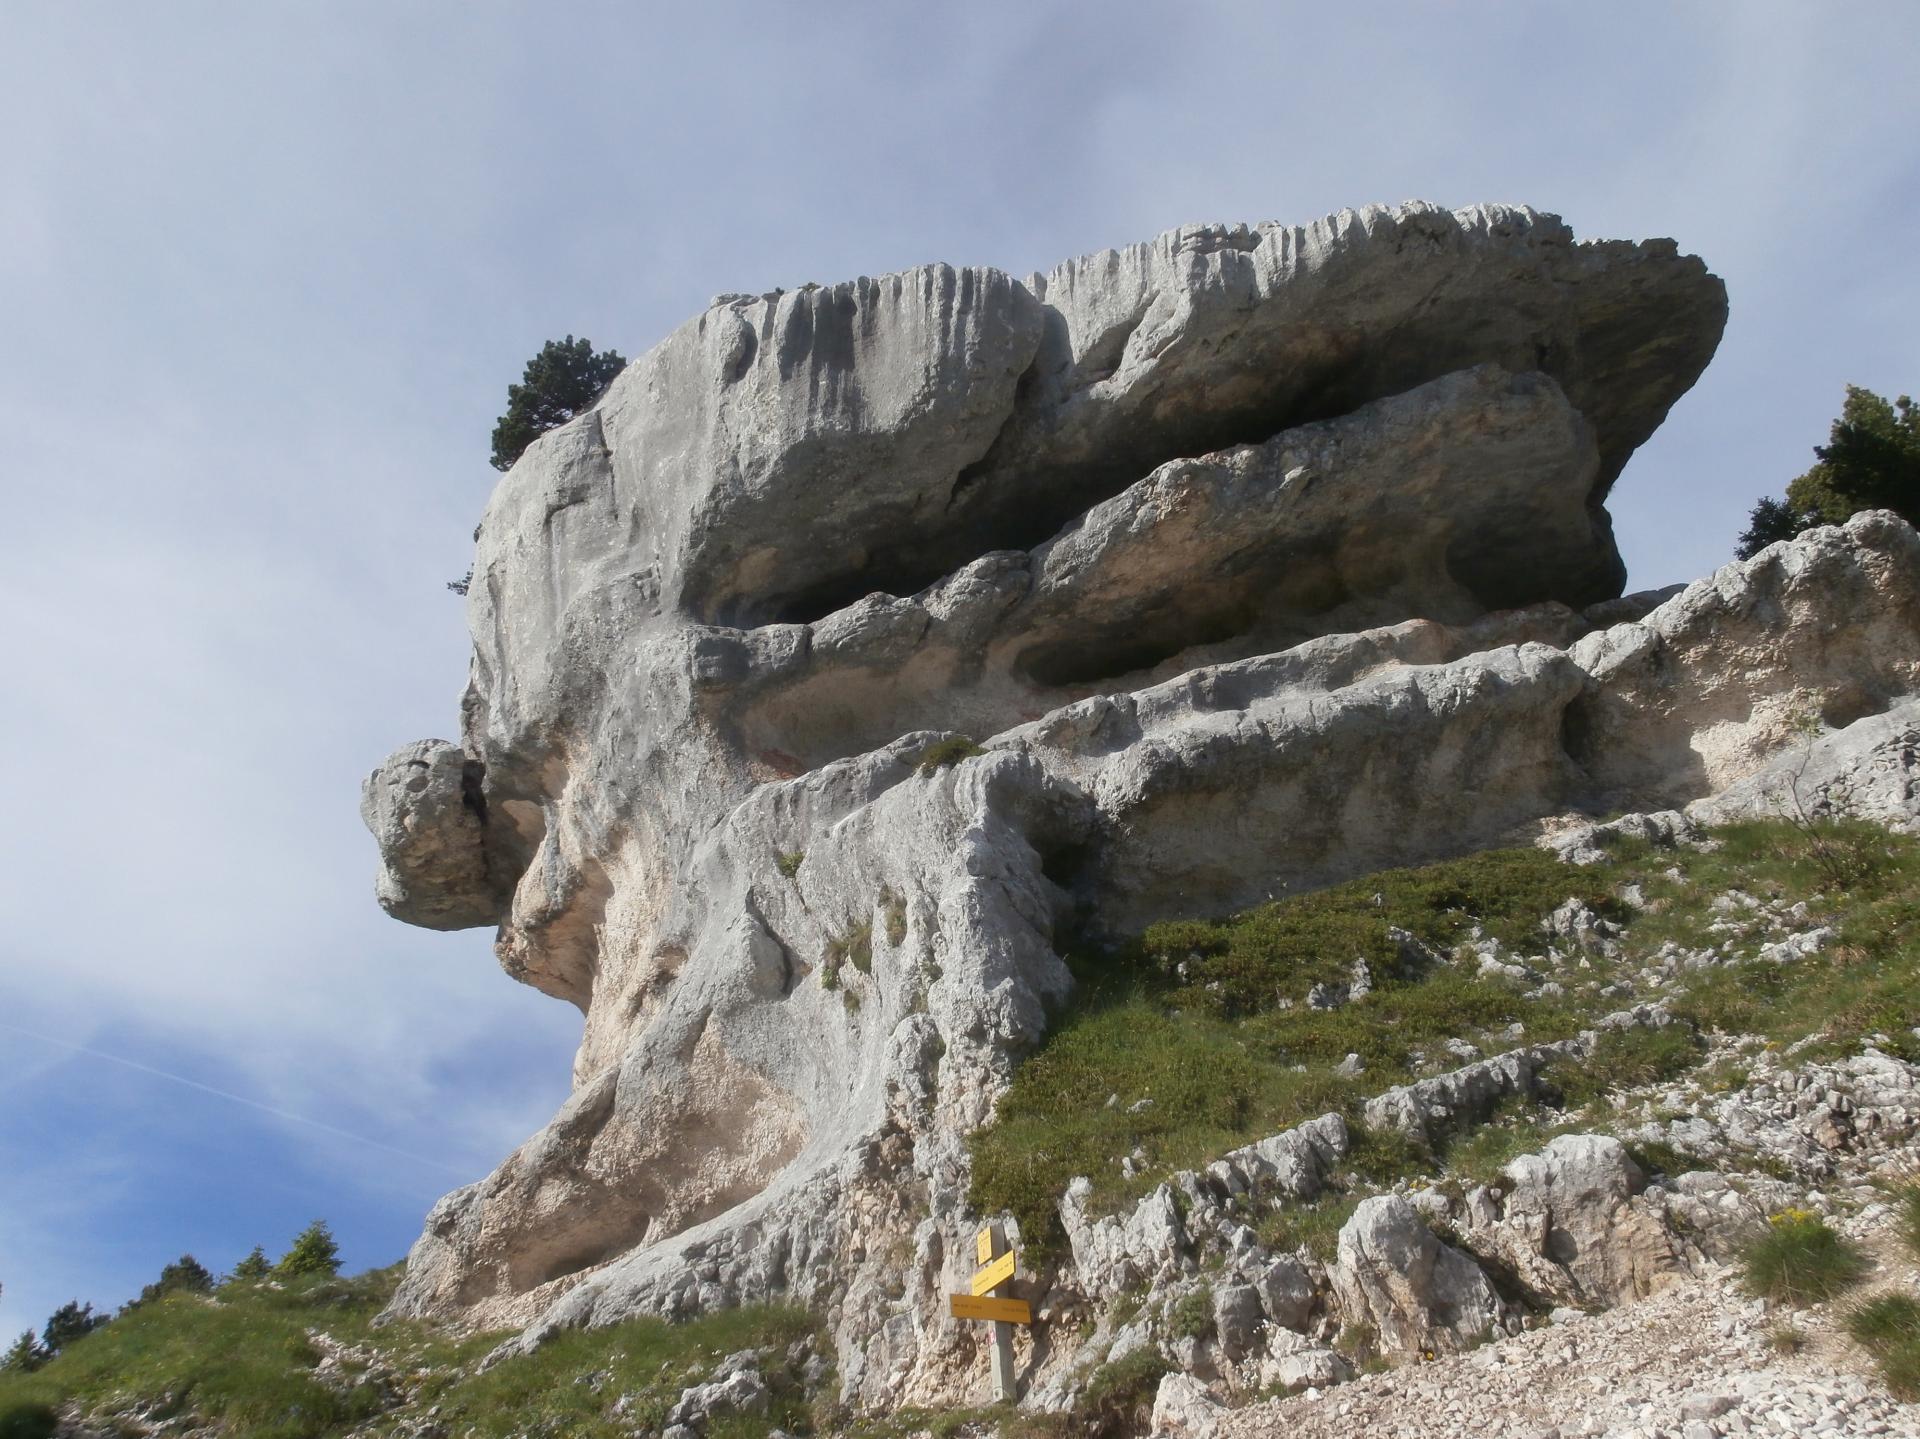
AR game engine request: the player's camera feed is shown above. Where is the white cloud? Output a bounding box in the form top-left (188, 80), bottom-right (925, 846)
top-left (1, 0), bottom-right (1916, 1335)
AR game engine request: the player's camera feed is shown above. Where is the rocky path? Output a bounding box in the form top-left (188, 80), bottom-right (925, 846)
top-left (1219, 1267), bottom-right (1920, 1439)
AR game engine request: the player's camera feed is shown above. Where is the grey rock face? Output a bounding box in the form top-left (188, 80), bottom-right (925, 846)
top-left (357, 203), bottom-right (1918, 1408)
top-left (360, 740), bottom-right (501, 930)
top-left (1331, 1195), bottom-right (1509, 1354)
top-left (1567, 509), bottom-right (1920, 810)
top-left (1361, 1007), bottom-right (1672, 1147)
top-left (1689, 693), bottom-right (1920, 834)
top-left (1456, 1136), bottom-right (1689, 1310)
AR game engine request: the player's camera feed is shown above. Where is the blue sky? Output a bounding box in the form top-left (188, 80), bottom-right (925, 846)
top-left (2, 1), bottom-right (1917, 1340)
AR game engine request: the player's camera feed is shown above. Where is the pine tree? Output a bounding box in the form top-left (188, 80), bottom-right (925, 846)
top-left (1735, 495), bottom-right (1812, 559)
top-left (489, 336), bottom-right (627, 471)
top-left (228, 1245), bottom-right (272, 1283)
top-left (1, 1328), bottom-right (45, 1373)
top-left (1736, 385), bottom-right (1920, 558)
top-left (40, 1301), bottom-right (107, 1356)
top-left (129, 1254), bottom-right (215, 1309)
top-left (275, 1220), bottom-right (342, 1279)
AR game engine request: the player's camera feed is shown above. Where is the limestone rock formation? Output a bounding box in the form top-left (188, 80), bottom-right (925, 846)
top-left (360, 200), bottom-right (1920, 1412)
top-left (1330, 1195), bottom-right (1510, 1354)
top-left (1454, 1135), bottom-right (1690, 1310)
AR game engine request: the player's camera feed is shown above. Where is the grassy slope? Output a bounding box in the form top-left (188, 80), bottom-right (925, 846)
top-left (971, 818), bottom-right (1920, 1254)
top-left (0, 1269), bottom-right (820, 1439)
top-left (9, 817), bottom-right (1919, 1436)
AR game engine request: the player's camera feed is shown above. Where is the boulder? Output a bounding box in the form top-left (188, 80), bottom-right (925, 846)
top-left (1330, 1195), bottom-right (1509, 1355)
top-left (1456, 1135), bottom-right (1689, 1309)
top-left (1151, 1371), bottom-right (1226, 1438)
top-left (360, 740), bottom-right (501, 930)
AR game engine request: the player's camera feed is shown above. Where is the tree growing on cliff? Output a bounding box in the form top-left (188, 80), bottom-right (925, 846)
top-left (275, 1221), bottom-right (341, 1279)
top-left (1737, 385), bottom-right (1920, 557)
top-left (489, 335), bottom-right (627, 472)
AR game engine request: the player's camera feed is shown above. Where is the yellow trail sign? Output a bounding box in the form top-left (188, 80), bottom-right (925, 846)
top-left (949, 1292), bottom-right (1031, 1325)
top-left (970, 1249), bottom-right (1016, 1295)
top-left (976, 1228), bottom-right (995, 1266)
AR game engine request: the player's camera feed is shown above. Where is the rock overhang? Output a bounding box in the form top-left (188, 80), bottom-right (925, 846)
top-left (352, 205), bottom-right (1920, 1413)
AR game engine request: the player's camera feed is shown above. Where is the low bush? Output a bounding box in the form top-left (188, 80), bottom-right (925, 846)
top-left (1742, 1210), bottom-right (1870, 1306)
top-left (1846, 1292), bottom-right (1920, 1399)
top-left (1076, 1346), bottom-right (1171, 1436)
top-left (1894, 1183), bottom-right (1920, 1262)
top-left (420, 1305), bottom-right (818, 1438)
top-left (916, 736), bottom-right (988, 773)
top-left (1255, 1195), bottom-right (1361, 1261)
top-left (1167, 1284), bottom-right (1213, 1340)
top-left (1542, 1024), bottom-right (1704, 1110)
top-left (1139, 846), bottom-right (1620, 1019)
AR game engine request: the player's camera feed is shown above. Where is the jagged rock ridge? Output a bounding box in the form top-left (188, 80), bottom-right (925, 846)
top-left (360, 201), bottom-right (1920, 1413)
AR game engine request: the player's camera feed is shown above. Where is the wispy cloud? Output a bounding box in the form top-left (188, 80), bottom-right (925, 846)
top-left (2, 0), bottom-right (1915, 1343)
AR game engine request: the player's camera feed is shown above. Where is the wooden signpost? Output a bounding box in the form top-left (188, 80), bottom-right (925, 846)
top-left (948, 1221), bottom-right (1027, 1400)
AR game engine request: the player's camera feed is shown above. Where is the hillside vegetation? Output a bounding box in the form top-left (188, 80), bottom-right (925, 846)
top-left (11, 815), bottom-right (1920, 1437)
top-left (971, 816), bottom-right (1920, 1252)
top-left (0, 1271), bottom-right (819, 1439)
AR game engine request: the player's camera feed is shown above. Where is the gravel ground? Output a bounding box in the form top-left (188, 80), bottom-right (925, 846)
top-left (1220, 1266), bottom-right (1920, 1439)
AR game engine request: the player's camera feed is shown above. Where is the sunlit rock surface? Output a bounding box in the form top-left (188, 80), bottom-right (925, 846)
top-left (360, 202), bottom-right (1912, 1407)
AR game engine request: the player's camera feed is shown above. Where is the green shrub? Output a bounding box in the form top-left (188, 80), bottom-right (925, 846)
top-left (1742, 1210), bottom-right (1870, 1306)
top-left (1348, 1123), bottom-right (1434, 1185)
top-left (422, 1305), bottom-right (818, 1438)
top-left (1077, 1346), bottom-right (1170, 1435)
top-left (1542, 1024), bottom-right (1703, 1110)
top-left (1140, 846), bottom-right (1618, 1019)
top-left (840, 923), bottom-right (874, 975)
top-left (916, 736), bottom-right (987, 773)
top-left (1167, 1284), bottom-right (1213, 1339)
top-left (1894, 1184), bottom-right (1920, 1262)
top-left (1256, 1195), bottom-right (1361, 1260)
top-left (1623, 1139), bottom-right (1697, 1181)
top-left (1846, 1292), bottom-right (1920, 1399)
top-left (1439, 1106), bottom-right (1558, 1186)
top-left (776, 850), bottom-right (805, 879)
top-left (275, 1221), bottom-right (341, 1280)
top-left (0, 1399), bottom-right (55, 1439)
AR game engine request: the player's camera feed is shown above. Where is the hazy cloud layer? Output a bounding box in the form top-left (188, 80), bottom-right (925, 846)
top-left (2, 0), bottom-right (1916, 1337)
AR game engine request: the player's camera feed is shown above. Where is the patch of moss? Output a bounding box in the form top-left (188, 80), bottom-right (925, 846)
top-left (917, 736), bottom-right (988, 773)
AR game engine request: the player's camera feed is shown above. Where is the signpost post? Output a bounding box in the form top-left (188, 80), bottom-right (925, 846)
top-left (948, 1221), bottom-right (1026, 1401)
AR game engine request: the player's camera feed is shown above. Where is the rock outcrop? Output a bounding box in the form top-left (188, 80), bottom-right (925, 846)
top-left (360, 200), bottom-right (1920, 1413)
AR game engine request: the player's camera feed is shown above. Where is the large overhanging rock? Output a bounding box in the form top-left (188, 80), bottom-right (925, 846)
top-left (355, 205), bottom-right (1920, 1407)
